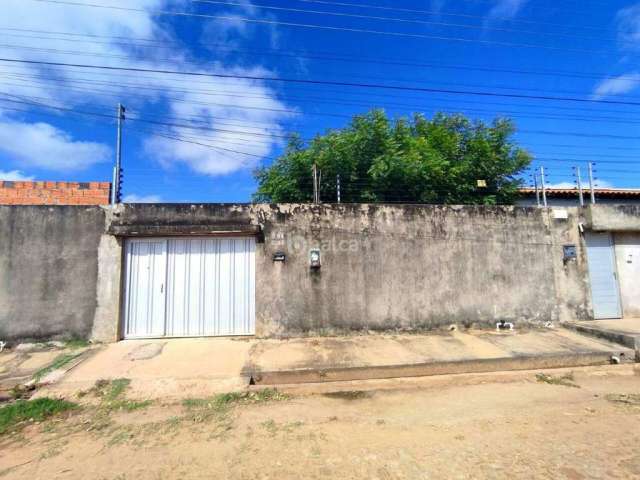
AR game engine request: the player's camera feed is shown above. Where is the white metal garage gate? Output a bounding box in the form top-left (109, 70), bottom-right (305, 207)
top-left (122, 237), bottom-right (255, 338)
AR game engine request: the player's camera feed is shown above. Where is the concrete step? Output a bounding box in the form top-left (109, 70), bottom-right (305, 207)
top-left (562, 322), bottom-right (640, 354)
top-left (247, 350), bottom-right (633, 385)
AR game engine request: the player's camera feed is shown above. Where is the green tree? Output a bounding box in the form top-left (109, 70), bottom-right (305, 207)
top-left (253, 110), bottom-right (532, 205)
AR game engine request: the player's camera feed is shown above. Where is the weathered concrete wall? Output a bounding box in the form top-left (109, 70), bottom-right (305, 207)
top-left (547, 208), bottom-right (593, 323)
top-left (109, 203), bottom-right (592, 336)
top-left (0, 206), bottom-right (106, 341)
top-left (587, 205), bottom-right (640, 231)
top-left (2, 203), bottom-right (596, 341)
top-left (249, 204), bottom-right (590, 336)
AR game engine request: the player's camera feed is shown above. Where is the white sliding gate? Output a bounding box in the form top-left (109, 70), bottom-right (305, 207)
top-left (123, 237), bottom-right (255, 338)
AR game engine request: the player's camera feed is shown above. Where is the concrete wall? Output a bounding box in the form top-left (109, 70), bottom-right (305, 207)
top-left (587, 205), bottom-right (640, 232)
top-left (1, 203), bottom-right (596, 342)
top-left (108, 203), bottom-right (592, 337)
top-left (252, 204), bottom-right (591, 336)
top-left (0, 206), bottom-right (106, 341)
top-left (614, 233), bottom-right (640, 317)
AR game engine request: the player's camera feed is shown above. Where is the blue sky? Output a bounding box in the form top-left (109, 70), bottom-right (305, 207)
top-left (1, 0), bottom-right (640, 202)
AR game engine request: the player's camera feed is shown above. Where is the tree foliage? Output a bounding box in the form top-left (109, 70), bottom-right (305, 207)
top-left (253, 110), bottom-right (532, 205)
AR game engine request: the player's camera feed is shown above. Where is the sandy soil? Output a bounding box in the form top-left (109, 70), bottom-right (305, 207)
top-left (2, 366), bottom-right (640, 479)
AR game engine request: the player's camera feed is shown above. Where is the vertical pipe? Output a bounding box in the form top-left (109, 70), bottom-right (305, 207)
top-left (540, 166), bottom-right (547, 207)
top-left (588, 162), bottom-right (596, 204)
top-left (337, 174), bottom-right (341, 204)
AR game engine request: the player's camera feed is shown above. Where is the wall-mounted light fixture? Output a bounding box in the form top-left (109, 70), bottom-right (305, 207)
top-left (272, 251), bottom-right (286, 262)
top-left (309, 249), bottom-right (321, 269)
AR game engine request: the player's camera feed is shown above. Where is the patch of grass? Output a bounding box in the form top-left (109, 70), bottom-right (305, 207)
top-left (64, 338), bottom-right (90, 349)
top-left (0, 398), bottom-right (77, 435)
top-left (85, 378), bottom-right (152, 413)
top-left (112, 399), bottom-right (153, 412)
top-left (182, 388), bottom-right (288, 411)
top-left (535, 372), bottom-right (580, 388)
top-left (90, 378), bottom-right (130, 401)
top-left (605, 393), bottom-right (640, 406)
top-left (181, 389), bottom-right (288, 426)
top-left (105, 378), bottom-right (131, 401)
top-left (33, 352), bottom-right (83, 382)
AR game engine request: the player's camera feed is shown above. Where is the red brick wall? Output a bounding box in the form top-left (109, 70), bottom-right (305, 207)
top-left (0, 181), bottom-right (111, 205)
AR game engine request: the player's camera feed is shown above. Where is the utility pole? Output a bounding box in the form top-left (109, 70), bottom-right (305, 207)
top-left (540, 166), bottom-right (547, 207)
top-left (336, 174), bottom-right (341, 204)
top-left (111, 103), bottom-right (125, 204)
top-left (575, 166), bottom-right (584, 207)
top-left (588, 162), bottom-right (596, 205)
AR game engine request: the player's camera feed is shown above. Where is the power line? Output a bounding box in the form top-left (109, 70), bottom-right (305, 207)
top-left (3, 27), bottom-right (639, 87)
top-left (4, 57), bottom-right (640, 107)
top-left (259, 0), bottom-right (613, 32)
top-left (292, 0), bottom-right (616, 25)
top-left (189, 0), bottom-right (615, 43)
top-left (7, 74), bottom-right (640, 126)
top-left (27, 0), bottom-right (612, 54)
top-left (6, 43), bottom-right (640, 101)
top-left (4, 92), bottom-right (640, 150)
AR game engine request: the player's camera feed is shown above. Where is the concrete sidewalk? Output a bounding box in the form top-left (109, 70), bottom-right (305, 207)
top-left (36, 327), bottom-right (633, 400)
top-left (564, 319), bottom-right (640, 352)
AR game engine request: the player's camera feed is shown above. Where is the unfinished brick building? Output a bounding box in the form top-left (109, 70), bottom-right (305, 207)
top-left (0, 181), bottom-right (111, 205)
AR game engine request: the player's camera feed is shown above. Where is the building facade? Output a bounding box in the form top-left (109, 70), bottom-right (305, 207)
top-left (0, 203), bottom-right (638, 342)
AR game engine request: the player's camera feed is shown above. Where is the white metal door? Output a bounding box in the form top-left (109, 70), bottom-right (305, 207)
top-left (585, 232), bottom-right (622, 319)
top-left (165, 238), bottom-right (255, 336)
top-left (123, 237), bottom-right (255, 338)
top-left (123, 239), bottom-right (167, 338)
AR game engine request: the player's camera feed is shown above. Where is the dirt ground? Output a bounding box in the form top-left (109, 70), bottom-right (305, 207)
top-left (2, 365), bottom-right (640, 480)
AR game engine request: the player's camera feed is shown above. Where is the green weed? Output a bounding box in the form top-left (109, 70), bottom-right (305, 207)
top-left (0, 398), bottom-right (77, 435)
top-left (33, 353), bottom-right (83, 382)
top-left (87, 379), bottom-right (152, 412)
top-left (64, 338), bottom-right (90, 349)
top-left (182, 388), bottom-right (288, 412)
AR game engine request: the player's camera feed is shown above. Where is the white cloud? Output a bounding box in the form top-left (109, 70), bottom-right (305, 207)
top-left (123, 194), bottom-right (162, 203)
top-left (591, 4), bottom-right (640, 100)
top-left (0, 0), bottom-right (291, 176)
top-left (617, 3), bottom-right (640, 45)
top-left (0, 170), bottom-right (34, 181)
top-left (487, 0), bottom-right (529, 20)
top-left (592, 73), bottom-right (640, 98)
top-left (0, 120), bottom-right (111, 170)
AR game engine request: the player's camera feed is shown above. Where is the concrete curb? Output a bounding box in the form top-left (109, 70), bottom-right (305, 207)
top-left (562, 323), bottom-right (640, 360)
top-left (247, 350), bottom-right (632, 385)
